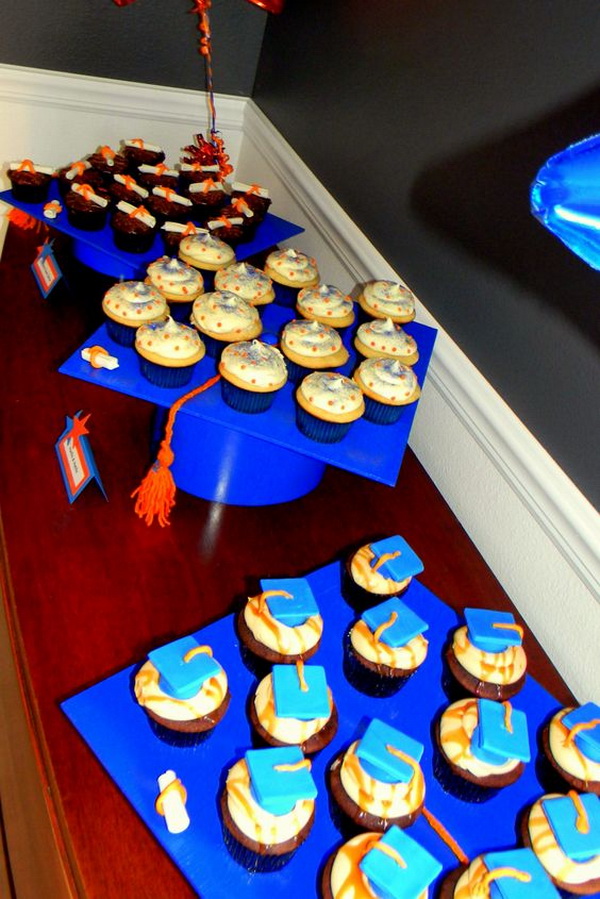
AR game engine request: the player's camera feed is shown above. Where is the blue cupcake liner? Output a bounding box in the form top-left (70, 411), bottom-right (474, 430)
top-left (139, 357), bottom-right (196, 388)
top-left (105, 318), bottom-right (137, 347)
top-left (165, 300), bottom-right (194, 323)
top-left (272, 282), bottom-right (301, 308)
top-left (201, 334), bottom-right (228, 359)
top-left (296, 406), bottom-right (353, 443)
top-left (362, 395), bottom-right (406, 425)
top-left (221, 378), bottom-right (276, 413)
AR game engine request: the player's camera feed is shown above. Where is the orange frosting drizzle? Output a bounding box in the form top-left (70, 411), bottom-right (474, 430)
top-left (422, 805), bottom-right (469, 865)
top-left (503, 702), bottom-right (513, 733)
top-left (295, 659), bottom-right (309, 692)
top-left (372, 550), bottom-right (402, 573)
top-left (374, 610), bottom-right (398, 643)
top-left (274, 759), bottom-right (312, 773)
top-left (155, 777), bottom-right (187, 816)
top-left (568, 790), bottom-right (590, 834)
top-left (16, 159), bottom-right (36, 172)
top-left (475, 867), bottom-right (531, 897)
top-left (183, 645), bottom-right (213, 663)
top-left (493, 622), bottom-right (524, 639)
top-left (372, 841), bottom-right (406, 868)
top-left (565, 717), bottom-right (600, 746)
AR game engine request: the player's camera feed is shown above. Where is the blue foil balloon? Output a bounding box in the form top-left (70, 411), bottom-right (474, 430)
top-left (531, 132), bottom-right (600, 270)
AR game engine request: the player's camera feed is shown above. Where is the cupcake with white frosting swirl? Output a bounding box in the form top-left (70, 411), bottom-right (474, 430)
top-left (219, 339), bottom-right (287, 412)
top-left (264, 248), bottom-right (319, 307)
top-left (296, 283), bottom-right (355, 329)
top-left (358, 279), bottom-right (416, 323)
top-left (102, 280), bottom-right (167, 346)
top-left (281, 319), bottom-right (349, 383)
top-left (354, 317), bottom-right (419, 365)
top-left (353, 357), bottom-right (420, 424)
top-left (135, 316), bottom-right (205, 388)
top-left (296, 371), bottom-right (364, 443)
top-left (214, 262), bottom-right (275, 307)
top-left (145, 255), bottom-right (204, 321)
top-left (190, 290), bottom-right (262, 358)
top-left (178, 232), bottom-right (235, 290)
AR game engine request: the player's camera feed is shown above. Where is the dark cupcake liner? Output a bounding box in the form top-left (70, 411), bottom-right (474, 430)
top-left (8, 181), bottom-right (51, 204)
top-left (342, 630), bottom-right (414, 698)
top-left (66, 209), bottom-right (107, 232)
top-left (441, 663), bottom-right (475, 703)
top-left (341, 558), bottom-right (407, 612)
top-left (327, 790), bottom-right (362, 841)
top-left (296, 407), bottom-right (353, 443)
top-left (146, 715), bottom-right (214, 748)
top-left (222, 822), bottom-right (297, 873)
top-left (138, 357), bottom-right (196, 388)
top-left (112, 227), bottom-right (157, 254)
top-left (221, 379), bottom-right (276, 414)
top-left (362, 395), bottom-right (406, 425)
top-left (432, 744), bottom-right (499, 803)
top-left (104, 318), bottom-right (137, 347)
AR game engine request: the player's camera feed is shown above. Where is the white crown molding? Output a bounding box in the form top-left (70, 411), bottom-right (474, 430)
top-left (0, 63), bottom-right (247, 129)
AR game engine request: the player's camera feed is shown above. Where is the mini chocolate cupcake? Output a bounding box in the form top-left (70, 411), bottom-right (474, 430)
top-left (178, 161), bottom-right (221, 190)
top-left (541, 703), bottom-right (600, 795)
top-left (322, 827), bottom-right (442, 899)
top-left (219, 339), bottom-right (287, 412)
top-left (521, 791), bottom-right (600, 895)
top-left (353, 357), bottom-right (421, 425)
top-left (354, 318), bottom-right (419, 365)
top-left (57, 161), bottom-right (105, 198)
top-left (434, 697), bottom-right (530, 802)
top-left (7, 160), bottom-right (54, 203)
top-left (146, 186), bottom-right (193, 225)
top-left (111, 201), bottom-right (158, 253)
top-left (65, 183), bottom-right (110, 231)
top-left (230, 181), bottom-right (272, 222)
top-left (136, 163), bottom-right (179, 192)
top-left (87, 145), bottom-right (128, 180)
top-left (221, 746), bottom-right (317, 872)
top-left (344, 596), bottom-right (429, 696)
top-left (108, 173), bottom-right (149, 207)
top-left (224, 195), bottom-right (259, 238)
top-left (296, 372), bottom-right (364, 443)
top-left (445, 607), bottom-right (527, 701)
top-left (122, 138), bottom-right (165, 169)
top-left (160, 221), bottom-right (202, 256)
top-left (343, 535), bottom-right (424, 611)
top-left (236, 579), bottom-right (323, 674)
top-left (206, 213), bottom-right (245, 246)
top-left (135, 316), bottom-right (205, 388)
top-left (439, 848), bottom-right (561, 899)
top-left (249, 661), bottom-right (338, 755)
top-left (357, 279), bottom-right (417, 324)
top-left (133, 634), bottom-right (230, 746)
top-left (185, 178), bottom-right (227, 221)
top-left (328, 719), bottom-right (425, 835)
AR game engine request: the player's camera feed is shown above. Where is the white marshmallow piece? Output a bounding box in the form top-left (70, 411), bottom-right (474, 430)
top-left (157, 771), bottom-right (190, 834)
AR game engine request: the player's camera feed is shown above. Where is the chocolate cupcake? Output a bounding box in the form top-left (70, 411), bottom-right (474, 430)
top-left (185, 178), bottom-right (227, 221)
top-left (122, 138), bottom-right (165, 169)
top-left (541, 703), bottom-right (600, 795)
top-left (65, 183), bottom-right (109, 231)
top-left (249, 661), bottom-right (338, 755)
top-left (136, 163), bottom-right (179, 192)
top-left (444, 607), bottom-right (527, 701)
top-left (108, 173), bottom-right (149, 207)
top-left (7, 160), bottom-right (54, 203)
top-left (434, 697), bottom-right (530, 802)
top-left (87, 145), bottom-right (128, 180)
top-left (521, 791), bottom-right (600, 895)
top-left (344, 596), bottom-right (429, 697)
top-left (133, 634), bottom-right (230, 746)
top-left (57, 161), bottom-right (105, 198)
top-left (328, 719), bottom-right (425, 835)
top-left (230, 181), bottom-right (272, 222)
top-left (322, 828), bottom-right (442, 899)
top-left (343, 535), bottom-right (424, 611)
top-left (206, 213), bottom-right (245, 246)
top-left (220, 746), bottom-right (316, 872)
top-left (111, 201), bottom-right (158, 253)
top-left (146, 187), bottom-right (194, 225)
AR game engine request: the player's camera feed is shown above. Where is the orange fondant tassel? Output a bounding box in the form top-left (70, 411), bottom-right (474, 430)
top-left (131, 373), bottom-right (220, 527)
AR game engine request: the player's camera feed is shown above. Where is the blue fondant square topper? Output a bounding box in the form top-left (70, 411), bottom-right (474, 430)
top-left (272, 664), bottom-right (330, 720)
top-left (362, 597), bottom-right (428, 647)
top-left (369, 536), bottom-right (424, 581)
top-left (471, 700), bottom-right (530, 765)
top-left (542, 793), bottom-right (600, 861)
top-left (359, 825), bottom-right (442, 899)
top-left (483, 848), bottom-right (559, 898)
top-left (356, 718), bottom-right (424, 784)
top-left (148, 636), bottom-right (221, 700)
top-left (563, 702), bottom-right (600, 763)
top-left (261, 577), bottom-right (319, 627)
top-left (246, 746), bottom-right (317, 816)
top-left (465, 608), bottom-right (523, 652)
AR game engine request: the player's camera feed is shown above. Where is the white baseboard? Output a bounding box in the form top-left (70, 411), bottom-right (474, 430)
top-left (239, 101), bottom-right (600, 701)
top-left (1, 66), bottom-right (597, 698)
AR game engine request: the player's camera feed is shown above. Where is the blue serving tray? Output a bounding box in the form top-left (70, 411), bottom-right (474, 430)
top-left (0, 184), bottom-right (304, 279)
top-left (58, 310), bottom-right (437, 494)
top-left (61, 561), bottom-right (589, 899)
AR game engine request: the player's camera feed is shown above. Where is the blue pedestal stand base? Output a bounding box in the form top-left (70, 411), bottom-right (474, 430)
top-left (168, 412), bottom-right (326, 505)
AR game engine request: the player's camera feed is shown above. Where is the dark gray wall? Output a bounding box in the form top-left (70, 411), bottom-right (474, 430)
top-left (253, 0), bottom-right (600, 509)
top-left (0, 0), bottom-right (266, 95)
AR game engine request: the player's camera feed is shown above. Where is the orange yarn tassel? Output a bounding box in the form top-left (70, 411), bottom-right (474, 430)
top-left (131, 373), bottom-right (220, 527)
top-left (7, 208), bottom-right (48, 234)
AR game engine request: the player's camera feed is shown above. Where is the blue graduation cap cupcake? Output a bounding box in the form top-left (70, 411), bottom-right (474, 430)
top-left (322, 826), bottom-right (442, 899)
top-left (445, 607), bottom-right (527, 701)
top-left (345, 596), bottom-right (429, 697)
top-left (237, 578), bottom-right (323, 674)
top-left (435, 697), bottom-right (530, 802)
top-left (221, 745), bottom-right (317, 872)
top-left (440, 847), bottom-right (560, 898)
top-left (522, 790), bottom-right (600, 894)
top-left (542, 702), bottom-right (600, 795)
top-left (343, 535), bottom-right (424, 611)
top-left (250, 660), bottom-right (338, 755)
top-left (133, 634), bottom-right (230, 745)
top-left (329, 718), bottom-right (426, 834)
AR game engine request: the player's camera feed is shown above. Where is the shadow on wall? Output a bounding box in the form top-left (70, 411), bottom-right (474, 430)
top-left (410, 84), bottom-right (600, 350)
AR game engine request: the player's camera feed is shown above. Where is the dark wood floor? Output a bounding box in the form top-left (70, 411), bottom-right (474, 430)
top-left (0, 224), bottom-right (572, 897)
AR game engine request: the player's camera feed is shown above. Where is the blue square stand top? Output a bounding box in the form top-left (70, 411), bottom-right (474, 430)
top-left (61, 561), bottom-right (590, 898)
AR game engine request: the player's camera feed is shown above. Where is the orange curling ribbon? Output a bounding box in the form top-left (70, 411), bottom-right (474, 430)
top-left (131, 373), bottom-right (221, 526)
top-left (155, 779), bottom-right (187, 816)
top-left (422, 806), bottom-right (470, 865)
top-left (88, 345), bottom-right (111, 369)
